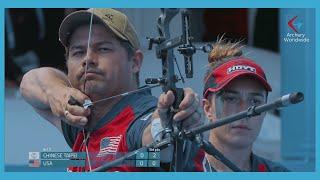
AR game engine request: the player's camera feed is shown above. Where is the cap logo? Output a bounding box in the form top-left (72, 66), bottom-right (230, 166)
top-left (227, 65), bottom-right (256, 74)
top-left (103, 14), bottom-right (114, 23)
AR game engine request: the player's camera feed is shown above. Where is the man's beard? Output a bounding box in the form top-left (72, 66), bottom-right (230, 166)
top-left (83, 80), bottom-right (110, 98)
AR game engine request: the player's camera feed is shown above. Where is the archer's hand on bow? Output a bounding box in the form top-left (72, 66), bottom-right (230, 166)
top-left (151, 88), bottom-right (203, 141)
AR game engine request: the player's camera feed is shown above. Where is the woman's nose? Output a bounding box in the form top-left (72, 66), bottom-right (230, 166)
top-left (238, 99), bottom-right (250, 111)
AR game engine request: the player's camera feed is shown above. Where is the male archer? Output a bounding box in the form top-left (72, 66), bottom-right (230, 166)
top-left (20, 8), bottom-right (203, 171)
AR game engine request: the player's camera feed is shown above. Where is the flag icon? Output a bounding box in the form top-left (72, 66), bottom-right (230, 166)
top-left (29, 159), bottom-right (41, 167)
top-left (28, 152), bottom-right (40, 167)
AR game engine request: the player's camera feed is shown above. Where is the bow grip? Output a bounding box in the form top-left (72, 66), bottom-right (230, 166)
top-left (171, 88), bottom-right (184, 111)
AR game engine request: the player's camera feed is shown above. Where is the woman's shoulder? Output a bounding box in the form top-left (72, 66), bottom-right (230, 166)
top-left (252, 153), bottom-right (291, 172)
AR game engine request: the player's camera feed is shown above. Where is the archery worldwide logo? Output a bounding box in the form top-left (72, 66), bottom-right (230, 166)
top-left (283, 15), bottom-right (310, 43)
top-left (288, 16), bottom-right (300, 33)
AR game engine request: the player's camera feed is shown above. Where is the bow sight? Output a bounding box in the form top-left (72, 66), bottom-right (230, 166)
top-left (146, 8), bottom-right (212, 84)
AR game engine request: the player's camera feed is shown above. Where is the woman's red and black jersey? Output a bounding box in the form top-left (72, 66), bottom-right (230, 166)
top-left (200, 152), bottom-right (290, 172)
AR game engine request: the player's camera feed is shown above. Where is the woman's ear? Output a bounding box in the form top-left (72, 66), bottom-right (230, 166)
top-left (261, 112), bottom-right (267, 119)
top-left (203, 97), bottom-right (216, 121)
top-left (131, 49), bottom-right (143, 73)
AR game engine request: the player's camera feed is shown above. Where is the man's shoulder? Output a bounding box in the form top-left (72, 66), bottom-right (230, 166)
top-left (129, 89), bottom-right (157, 117)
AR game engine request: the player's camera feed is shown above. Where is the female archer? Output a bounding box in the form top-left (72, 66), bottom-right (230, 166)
top-left (201, 38), bottom-right (289, 172)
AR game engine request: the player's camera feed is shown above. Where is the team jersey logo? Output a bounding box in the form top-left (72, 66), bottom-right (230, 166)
top-left (97, 135), bottom-right (122, 157)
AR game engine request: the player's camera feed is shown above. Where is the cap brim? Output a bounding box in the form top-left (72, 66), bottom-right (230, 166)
top-left (59, 10), bottom-right (127, 47)
top-left (204, 72), bottom-right (272, 97)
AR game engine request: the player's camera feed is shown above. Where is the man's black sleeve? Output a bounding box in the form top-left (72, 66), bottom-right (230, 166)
top-left (61, 120), bottom-right (81, 148)
top-left (126, 110), bottom-right (154, 152)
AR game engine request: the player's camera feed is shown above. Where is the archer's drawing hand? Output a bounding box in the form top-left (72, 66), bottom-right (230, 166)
top-left (47, 85), bottom-right (91, 128)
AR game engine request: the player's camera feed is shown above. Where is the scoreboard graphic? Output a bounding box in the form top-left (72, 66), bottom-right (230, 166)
top-left (135, 148), bottom-right (160, 168)
top-left (28, 148), bottom-right (160, 169)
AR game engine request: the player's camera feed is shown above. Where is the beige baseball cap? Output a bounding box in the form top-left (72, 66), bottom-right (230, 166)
top-left (59, 8), bottom-right (140, 50)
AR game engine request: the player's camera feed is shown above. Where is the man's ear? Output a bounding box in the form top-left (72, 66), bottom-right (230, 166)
top-left (131, 49), bottom-right (143, 73)
top-left (203, 97), bottom-right (216, 121)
